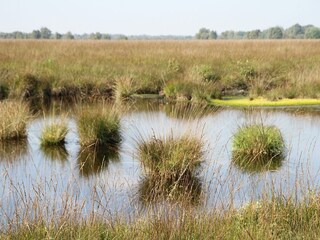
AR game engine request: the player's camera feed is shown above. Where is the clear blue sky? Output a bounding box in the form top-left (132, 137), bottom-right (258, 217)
top-left (1, 0), bottom-right (319, 35)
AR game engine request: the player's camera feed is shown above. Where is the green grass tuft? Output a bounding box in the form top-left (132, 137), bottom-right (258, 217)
top-left (232, 124), bottom-right (285, 170)
top-left (138, 134), bottom-right (203, 180)
top-left (40, 122), bottom-right (68, 146)
top-left (77, 105), bottom-right (121, 148)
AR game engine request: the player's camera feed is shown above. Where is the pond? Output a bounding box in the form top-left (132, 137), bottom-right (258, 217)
top-left (1, 100), bottom-right (320, 224)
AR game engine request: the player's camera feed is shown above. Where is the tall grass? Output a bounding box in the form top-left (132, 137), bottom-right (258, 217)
top-left (1, 40), bottom-right (320, 100)
top-left (2, 194), bottom-right (320, 239)
top-left (77, 105), bottom-right (121, 148)
top-left (0, 100), bottom-right (31, 140)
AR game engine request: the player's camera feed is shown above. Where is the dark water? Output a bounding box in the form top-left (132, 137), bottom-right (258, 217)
top-left (1, 101), bottom-right (320, 223)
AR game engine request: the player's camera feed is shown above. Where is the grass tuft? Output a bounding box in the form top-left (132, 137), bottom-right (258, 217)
top-left (77, 105), bottom-right (121, 148)
top-left (232, 124), bottom-right (285, 170)
top-left (40, 122), bottom-right (68, 146)
top-left (114, 75), bottom-right (136, 101)
top-left (0, 100), bottom-right (31, 141)
top-left (138, 134), bottom-right (203, 180)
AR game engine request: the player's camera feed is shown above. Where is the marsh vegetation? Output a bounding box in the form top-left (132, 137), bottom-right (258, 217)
top-left (1, 40), bottom-right (320, 104)
top-left (1, 40), bottom-right (320, 239)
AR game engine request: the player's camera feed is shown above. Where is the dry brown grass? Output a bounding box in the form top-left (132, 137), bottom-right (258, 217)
top-left (0, 40), bottom-right (320, 99)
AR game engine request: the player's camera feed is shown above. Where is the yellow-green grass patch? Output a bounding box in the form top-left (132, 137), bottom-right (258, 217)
top-left (211, 97), bottom-right (320, 107)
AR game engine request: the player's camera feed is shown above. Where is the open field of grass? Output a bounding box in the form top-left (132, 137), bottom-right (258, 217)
top-left (1, 40), bottom-right (320, 105)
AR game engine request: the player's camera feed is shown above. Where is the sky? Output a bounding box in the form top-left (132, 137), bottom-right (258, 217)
top-left (1, 0), bottom-right (319, 35)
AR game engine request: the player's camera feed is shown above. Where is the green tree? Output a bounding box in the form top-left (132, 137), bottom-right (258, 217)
top-left (90, 32), bottom-right (103, 40)
top-left (247, 29), bottom-right (261, 39)
top-left (220, 31), bottom-right (235, 39)
top-left (102, 34), bottom-right (111, 40)
top-left (55, 32), bottom-right (62, 39)
top-left (40, 27), bottom-right (52, 39)
top-left (209, 30), bottom-right (218, 39)
top-left (267, 27), bottom-right (284, 39)
top-left (31, 30), bottom-right (41, 39)
top-left (195, 28), bottom-right (217, 39)
top-left (118, 34), bottom-right (128, 40)
top-left (305, 27), bottom-right (320, 39)
top-left (95, 32), bottom-right (102, 40)
top-left (285, 24), bottom-right (304, 39)
top-left (64, 31), bottom-right (74, 39)
top-left (12, 31), bottom-right (24, 39)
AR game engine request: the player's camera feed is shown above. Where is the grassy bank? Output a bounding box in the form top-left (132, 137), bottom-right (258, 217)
top-left (2, 195), bottom-right (320, 239)
top-left (1, 40), bottom-right (320, 103)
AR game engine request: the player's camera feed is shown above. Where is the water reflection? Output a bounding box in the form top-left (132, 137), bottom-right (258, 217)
top-left (40, 145), bottom-right (68, 162)
top-left (27, 97), bottom-right (79, 115)
top-left (232, 154), bottom-right (285, 173)
top-left (0, 139), bottom-right (28, 163)
top-left (138, 174), bottom-right (203, 206)
top-left (78, 146), bottom-right (120, 177)
top-left (164, 102), bottom-right (218, 120)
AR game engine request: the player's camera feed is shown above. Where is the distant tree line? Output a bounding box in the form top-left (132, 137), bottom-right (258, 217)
top-left (0, 27), bottom-right (114, 40)
top-left (1, 24), bottom-right (320, 40)
top-left (0, 27), bottom-right (194, 40)
top-left (195, 24), bottom-right (320, 39)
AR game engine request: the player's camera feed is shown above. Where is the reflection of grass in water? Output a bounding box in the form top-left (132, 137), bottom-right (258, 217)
top-left (232, 154), bottom-right (284, 173)
top-left (164, 102), bottom-right (217, 120)
top-left (78, 146), bottom-right (120, 177)
top-left (40, 145), bottom-right (68, 162)
top-left (138, 174), bottom-right (202, 206)
top-left (0, 139), bottom-right (28, 162)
